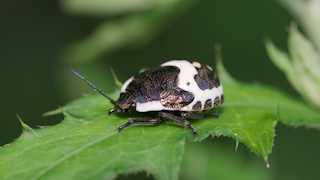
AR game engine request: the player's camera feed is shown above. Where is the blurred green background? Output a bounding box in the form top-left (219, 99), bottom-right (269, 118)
top-left (1, 0), bottom-right (319, 179)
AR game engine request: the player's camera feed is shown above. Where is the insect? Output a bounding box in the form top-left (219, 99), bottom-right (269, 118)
top-left (71, 60), bottom-right (224, 135)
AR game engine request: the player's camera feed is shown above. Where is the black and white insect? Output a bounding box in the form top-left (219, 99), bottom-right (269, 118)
top-left (71, 60), bottom-right (224, 135)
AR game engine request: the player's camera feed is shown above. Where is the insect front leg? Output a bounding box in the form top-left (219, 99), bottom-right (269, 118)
top-left (158, 112), bottom-right (197, 136)
top-left (118, 117), bottom-right (161, 132)
top-left (181, 112), bottom-right (219, 119)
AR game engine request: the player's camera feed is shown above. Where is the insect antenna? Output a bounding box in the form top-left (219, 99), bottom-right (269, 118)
top-left (71, 69), bottom-right (122, 110)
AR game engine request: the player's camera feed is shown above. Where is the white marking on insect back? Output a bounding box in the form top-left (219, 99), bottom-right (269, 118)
top-left (121, 76), bottom-right (134, 93)
top-left (136, 101), bottom-right (164, 112)
top-left (192, 61), bottom-right (201, 68)
top-left (206, 65), bottom-right (213, 71)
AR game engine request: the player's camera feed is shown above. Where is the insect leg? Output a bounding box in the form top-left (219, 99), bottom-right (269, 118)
top-left (158, 112), bottom-right (197, 136)
top-left (118, 118), bottom-right (161, 132)
top-left (181, 112), bottom-right (219, 119)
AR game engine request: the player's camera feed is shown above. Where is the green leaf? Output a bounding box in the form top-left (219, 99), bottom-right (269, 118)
top-left (61, 0), bottom-right (153, 16)
top-left (180, 139), bottom-right (274, 180)
top-left (1, 105), bottom-right (185, 180)
top-left (1, 60), bottom-right (320, 179)
top-left (277, 0), bottom-right (320, 52)
top-left (265, 26), bottom-right (320, 109)
top-left (62, 0), bottom-right (201, 63)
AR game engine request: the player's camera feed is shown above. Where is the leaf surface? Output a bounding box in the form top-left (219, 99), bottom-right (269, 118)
top-left (1, 62), bottom-right (320, 179)
top-left (1, 103), bottom-right (185, 180)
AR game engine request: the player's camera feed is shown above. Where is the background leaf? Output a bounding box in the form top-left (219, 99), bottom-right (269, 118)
top-left (61, 0), bottom-right (152, 16)
top-left (62, 0), bottom-right (201, 64)
top-left (179, 139), bottom-right (274, 180)
top-left (277, 0), bottom-right (320, 51)
top-left (265, 26), bottom-right (320, 109)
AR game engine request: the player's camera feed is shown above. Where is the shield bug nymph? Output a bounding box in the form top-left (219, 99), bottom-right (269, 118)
top-left (71, 60), bottom-right (224, 135)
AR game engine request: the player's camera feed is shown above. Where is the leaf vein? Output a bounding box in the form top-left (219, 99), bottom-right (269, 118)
top-left (30, 131), bottom-right (117, 180)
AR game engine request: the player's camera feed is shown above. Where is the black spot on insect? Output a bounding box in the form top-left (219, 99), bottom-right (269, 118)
top-left (214, 96), bottom-right (220, 107)
top-left (194, 64), bottom-right (220, 90)
top-left (192, 101), bottom-right (202, 110)
top-left (126, 66), bottom-right (180, 104)
top-left (221, 94), bottom-right (225, 104)
top-left (160, 87), bottom-right (194, 108)
top-left (187, 82), bottom-right (190, 86)
top-left (204, 99), bottom-right (212, 109)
